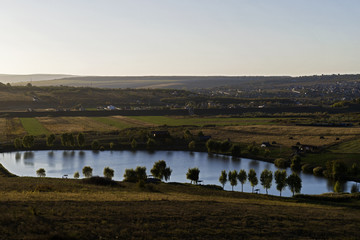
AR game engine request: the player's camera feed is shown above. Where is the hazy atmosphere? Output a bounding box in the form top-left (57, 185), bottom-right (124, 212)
top-left (1, 0), bottom-right (359, 76)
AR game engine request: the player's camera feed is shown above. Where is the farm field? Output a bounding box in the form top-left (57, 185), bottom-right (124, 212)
top-left (92, 116), bottom-right (150, 129)
top-left (0, 175), bottom-right (360, 240)
top-left (1, 118), bottom-right (26, 142)
top-left (37, 117), bottom-right (118, 133)
top-left (20, 118), bottom-right (50, 136)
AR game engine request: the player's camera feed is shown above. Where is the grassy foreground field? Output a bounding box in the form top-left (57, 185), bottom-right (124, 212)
top-left (1, 173), bottom-right (360, 240)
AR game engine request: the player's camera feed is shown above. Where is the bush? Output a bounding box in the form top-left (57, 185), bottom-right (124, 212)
top-left (313, 166), bottom-right (324, 176)
top-left (188, 140), bottom-right (196, 151)
top-left (301, 164), bottom-right (314, 174)
top-left (91, 140), bottom-right (100, 150)
top-left (82, 176), bottom-right (117, 186)
top-left (274, 158), bottom-right (288, 168)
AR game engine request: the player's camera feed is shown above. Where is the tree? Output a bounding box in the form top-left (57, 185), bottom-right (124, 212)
top-left (286, 173), bottom-right (302, 196)
top-left (274, 170), bottom-right (287, 196)
top-left (82, 166), bottom-right (93, 178)
top-left (186, 167), bottom-right (200, 184)
top-left (135, 166), bottom-right (147, 182)
top-left (61, 133), bottom-right (74, 147)
top-left (237, 169), bottom-right (247, 192)
top-left (73, 171), bottom-right (80, 179)
top-left (14, 138), bottom-right (22, 149)
top-left (260, 169), bottom-right (273, 194)
top-left (36, 168), bottom-right (46, 177)
top-left (290, 155), bottom-right (301, 172)
top-left (332, 160), bottom-right (347, 181)
top-left (91, 140), bottom-right (100, 150)
top-left (123, 169), bottom-right (137, 182)
top-left (22, 135), bottom-right (35, 149)
top-left (231, 144), bottom-right (241, 157)
top-left (228, 170), bottom-right (238, 191)
top-left (188, 140), bottom-right (196, 151)
top-left (220, 140), bottom-right (232, 153)
top-left (150, 160), bottom-right (172, 181)
top-left (77, 133), bottom-right (85, 148)
top-left (131, 139), bottom-right (137, 150)
top-left (183, 130), bottom-right (193, 141)
top-left (219, 170), bottom-right (227, 189)
top-left (248, 169), bottom-right (258, 193)
top-left (103, 167), bottom-right (114, 180)
top-left (334, 181), bottom-right (342, 193)
top-left (46, 134), bottom-right (56, 147)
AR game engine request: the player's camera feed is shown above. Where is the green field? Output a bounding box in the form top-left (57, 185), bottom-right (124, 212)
top-left (19, 118), bottom-right (50, 136)
top-left (130, 116), bottom-right (275, 126)
top-left (92, 117), bottom-right (136, 129)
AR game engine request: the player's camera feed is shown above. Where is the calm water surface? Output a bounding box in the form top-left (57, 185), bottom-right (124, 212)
top-left (0, 150), bottom-right (356, 197)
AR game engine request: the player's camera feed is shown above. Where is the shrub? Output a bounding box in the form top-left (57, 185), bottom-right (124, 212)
top-left (301, 164), bottom-right (314, 174)
top-left (82, 176), bottom-right (117, 186)
top-left (188, 140), bottom-right (196, 151)
top-left (274, 158), bottom-right (288, 168)
top-left (91, 140), bottom-right (100, 150)
top-left (313, 166), bottom-right (324, 176)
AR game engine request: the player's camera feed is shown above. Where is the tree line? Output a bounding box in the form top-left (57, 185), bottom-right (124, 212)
top-left (219, 168), bottom-right (301, 196)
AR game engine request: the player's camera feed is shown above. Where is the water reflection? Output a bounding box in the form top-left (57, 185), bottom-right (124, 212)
top-left (23, 151), bottom-right (34, 160)
top-left (15, 152), bottom-right (21, 162)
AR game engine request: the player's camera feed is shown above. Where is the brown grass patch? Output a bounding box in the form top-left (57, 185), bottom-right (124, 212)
top-left (37, 117), bottom-right (117, 133)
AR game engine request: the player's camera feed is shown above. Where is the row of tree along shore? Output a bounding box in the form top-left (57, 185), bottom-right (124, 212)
top-left (6, 129), bottom-right (360, 186)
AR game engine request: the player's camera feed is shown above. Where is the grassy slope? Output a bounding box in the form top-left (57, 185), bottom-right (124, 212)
top-left (19, 117), bottom-right (50, 136)
top-left (0, 175), bottom-right (360, 239)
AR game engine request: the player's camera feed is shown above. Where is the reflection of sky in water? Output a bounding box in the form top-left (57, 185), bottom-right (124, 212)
top-left (0, 150), bottom-right (357, 197)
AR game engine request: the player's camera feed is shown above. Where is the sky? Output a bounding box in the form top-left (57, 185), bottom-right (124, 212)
top-left (0, 0), bottom-right (359, 76)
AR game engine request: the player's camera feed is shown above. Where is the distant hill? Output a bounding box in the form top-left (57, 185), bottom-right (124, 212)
top-left (10, 74), bottom-right (360, 90)
top-left (0, 74), bottom-right (76, 84)
top-left (14, 75), bottom-right (290, 89)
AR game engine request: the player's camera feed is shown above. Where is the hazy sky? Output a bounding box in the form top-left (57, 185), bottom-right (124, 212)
top-left (0, 0), bottom-right (359, 76)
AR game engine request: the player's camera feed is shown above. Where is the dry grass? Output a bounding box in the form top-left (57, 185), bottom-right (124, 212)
top-left (37, 117), bottom-right (117, 133)
top-left (1, 118), bottom-right (26, 141)
top-left (0, 176), bottom-right (360, 239)
top-left (205, 125), bottom-right (360, 147)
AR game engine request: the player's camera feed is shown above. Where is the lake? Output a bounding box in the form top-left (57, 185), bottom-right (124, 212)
top-left (0, 150), bottom-right (356, 197)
